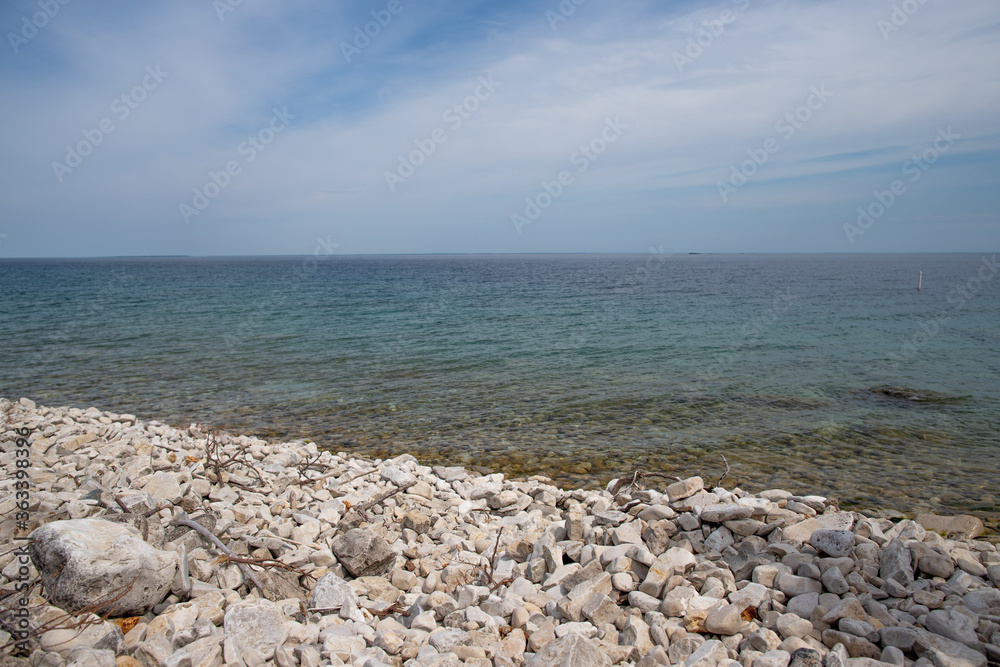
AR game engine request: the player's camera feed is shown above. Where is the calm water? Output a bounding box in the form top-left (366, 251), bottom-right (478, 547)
top-left (1, 254), bottom-right (998, 524)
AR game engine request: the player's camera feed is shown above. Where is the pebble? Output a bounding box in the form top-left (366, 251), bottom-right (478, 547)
top-left (753, 649), bottom-right (791, 667)
top-left (820, 565), bottom-right (850, 595)
top-left (777, 573), bottom-right (823, 597)
top-left (704, 603), bottom-right (743, 635)
top-left (788, 647), bottom-right (822, 667)
top-left (809, 529), bottom-right (855, 558)
top-left (2, 397), bottom-right (998, 667)
top-left (776, 613), bottom-right (813, 639)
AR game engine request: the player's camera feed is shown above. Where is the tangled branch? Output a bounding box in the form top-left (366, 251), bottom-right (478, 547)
top-left (295, 452), bottom-right (326, 475)
top-left (608, 471), bottom-right (682, 498)
top-left (212, 554), bottom-right (316, 583)
top-left (202, 427), bottom-right (263, 489)
top-left (609, 452), bottom-right (733, 500)
top-left (451, 527), bottom-right (512, 593)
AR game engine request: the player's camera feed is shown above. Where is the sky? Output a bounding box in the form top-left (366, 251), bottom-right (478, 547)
top-left (1, 0), bottom-right (999, 257)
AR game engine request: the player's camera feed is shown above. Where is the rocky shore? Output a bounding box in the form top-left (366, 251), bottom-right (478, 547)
top-left (1, 397), bottom-right (998, 667)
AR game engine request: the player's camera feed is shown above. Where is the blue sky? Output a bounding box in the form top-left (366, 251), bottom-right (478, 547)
top-left (1, 0), bottom-right (998, 257)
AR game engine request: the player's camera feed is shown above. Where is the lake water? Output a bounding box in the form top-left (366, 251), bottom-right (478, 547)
top-left (1, 253), bottom-right (997, 524)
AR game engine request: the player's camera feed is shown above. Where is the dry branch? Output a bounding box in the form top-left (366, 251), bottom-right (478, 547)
top-left (354, 481), bottom-right (414, 515)
top-left (714, 453), bottom-right (731, 488)
top-left (369, 600), bottom-right (411, 617)
top-left (169, 514), bottom-right (265, 595)
top-left (608, 471), bottom-right (682, 498)
top-left (451, 527), bottom-right (512, 592)
top-left (296, 452), bottom-right (326, 475)
top-left (213, 554), bottom-right (317, 582)
top-left (1, 576), bottom-right (137, 656)
top-left (202, 427), bottom-right (263, 489)
top-left (609, 452), bottom-right (733, 500)
top-left (337, 479), bottom-right (417, 529)
top-left (290, 464), bottom-right (377, 488)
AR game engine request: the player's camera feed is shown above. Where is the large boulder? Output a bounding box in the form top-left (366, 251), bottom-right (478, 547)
top-left (29, 519), bottom-right (177, 616)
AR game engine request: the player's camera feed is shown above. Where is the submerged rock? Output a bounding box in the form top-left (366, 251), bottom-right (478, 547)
top-left (869, 386), bottom-right (949, 402)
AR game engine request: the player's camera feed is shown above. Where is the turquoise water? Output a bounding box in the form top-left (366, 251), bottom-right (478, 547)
top-left (1, 254), bottom-right (998, 521)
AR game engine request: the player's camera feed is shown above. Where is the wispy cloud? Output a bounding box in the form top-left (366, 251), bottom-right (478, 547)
top-left (1, 0), bottom-right (998, 256)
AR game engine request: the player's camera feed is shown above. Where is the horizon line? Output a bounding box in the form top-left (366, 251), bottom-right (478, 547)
top-left (1, 250), bottom-right (997, 260)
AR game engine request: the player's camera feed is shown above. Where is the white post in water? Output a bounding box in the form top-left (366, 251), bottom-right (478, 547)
top-left (918, 271), bottom-right (922, 292)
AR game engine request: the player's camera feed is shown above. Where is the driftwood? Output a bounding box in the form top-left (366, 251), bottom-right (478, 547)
top-left (212, 554), bottom-right (316, 582)
top-left (715, 454), bottom-right (731, 488)
top-left (308, 600), bottom-right (411, 618)
top-left (336, 478), bottom-right (416, 531)
top-left (292, 465), bottom-right (379, 488)
top-left (169, 513), bottom-right (265, 595)
top-left (608, 471), bottom-right (682, 497)
top-left (354, 480), bottom-right (415, 516)
top-left (609, 453), bottom-right (731, 499)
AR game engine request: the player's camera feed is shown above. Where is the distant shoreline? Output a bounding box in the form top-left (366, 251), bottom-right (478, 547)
top-left (1, 251), bottom-right (997, 261)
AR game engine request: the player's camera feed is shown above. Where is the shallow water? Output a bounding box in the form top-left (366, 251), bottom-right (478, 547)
top-left (1, 254), bottom-right (997, 524)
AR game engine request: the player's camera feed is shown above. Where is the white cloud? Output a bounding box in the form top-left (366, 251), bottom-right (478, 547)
top-left (1, 0), bottom-right (998, 255)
